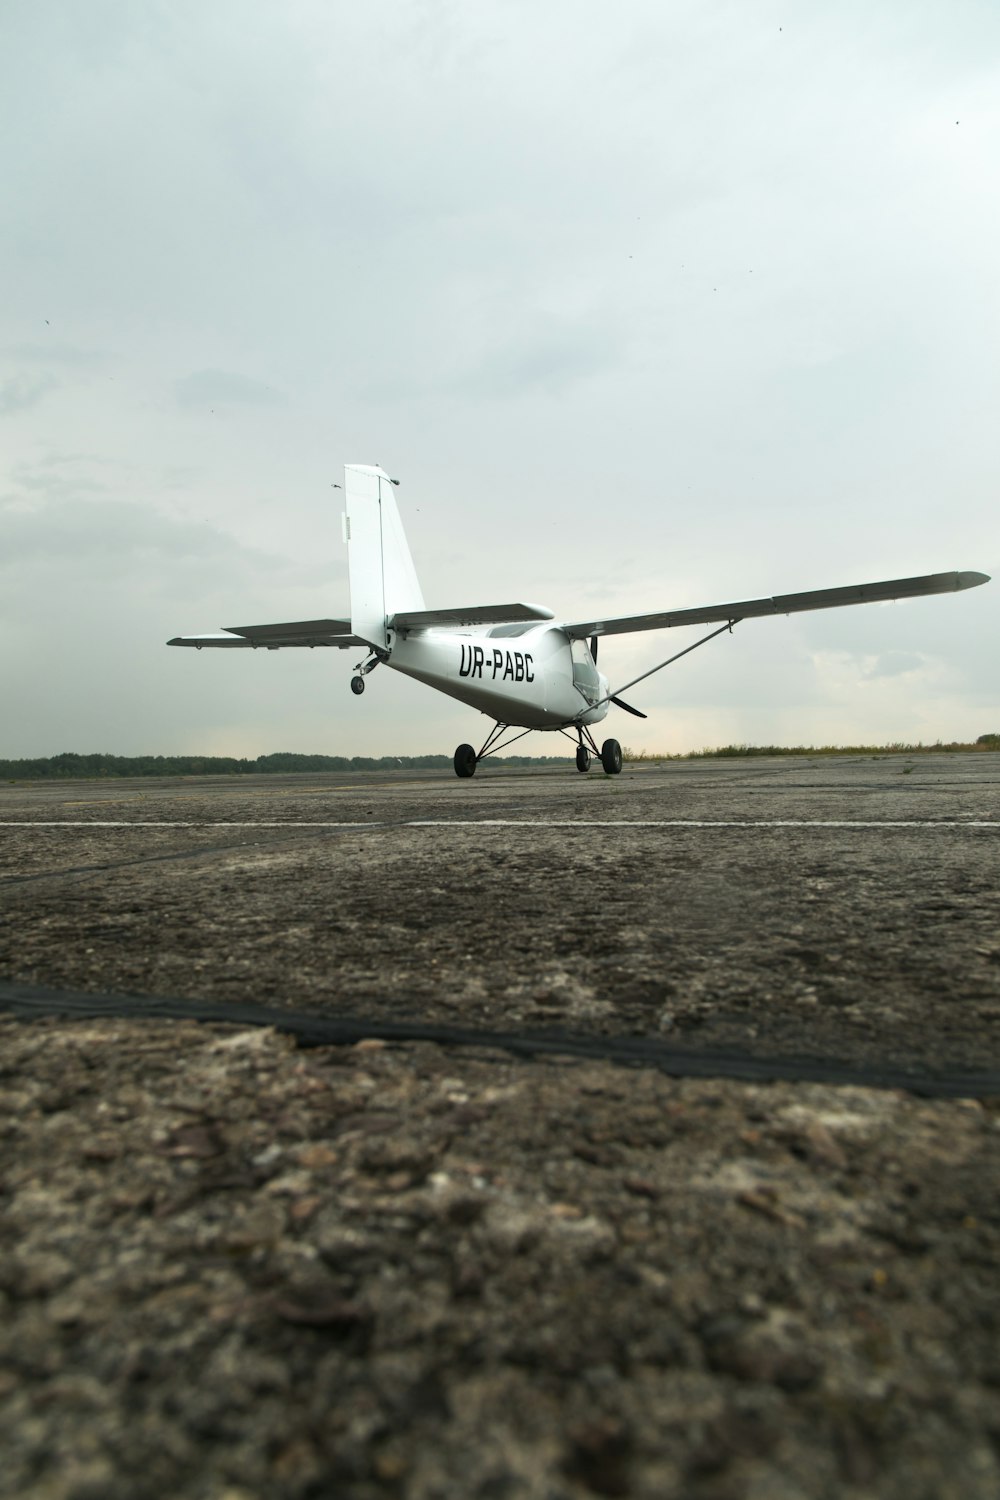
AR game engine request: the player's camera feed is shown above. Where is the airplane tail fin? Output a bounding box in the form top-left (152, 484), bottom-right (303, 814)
top-left (343, 464), bottom-right (425, 649)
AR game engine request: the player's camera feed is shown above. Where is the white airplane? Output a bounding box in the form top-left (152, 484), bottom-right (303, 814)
top-left (169, 463), bottom-right (989, 777)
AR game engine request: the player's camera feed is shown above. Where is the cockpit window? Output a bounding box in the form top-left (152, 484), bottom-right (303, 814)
top-left (487, 623), bottom-right (534, 638)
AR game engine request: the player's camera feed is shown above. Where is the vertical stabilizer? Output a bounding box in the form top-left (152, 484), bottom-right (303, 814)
top-left (344, 464), bottom-right (425, 650)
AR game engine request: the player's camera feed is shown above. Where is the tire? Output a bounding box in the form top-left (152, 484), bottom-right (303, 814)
top-left (600, 738), bottom-right (622, 775)
top-left (350, 676), bottom-right (365, 696)
top-left (454, 744), bottom-right (477, 778)
top-left (576, 747), bottom-right (591, 773)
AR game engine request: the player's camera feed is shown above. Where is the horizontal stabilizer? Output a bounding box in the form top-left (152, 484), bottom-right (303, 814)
top-left (564, 571), bottom-right (990, 639)
top-left (390, 602), bottom-right (555, 630)
top-left (225, 619), bottom-right (355, 641)
top-left (169, 619), bottom-right (365, 649)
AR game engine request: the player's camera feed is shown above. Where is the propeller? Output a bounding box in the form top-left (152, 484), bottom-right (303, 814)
top-left (591, 634), bottom-right (645, 714)
top-left (610, 694), bottom-right (647, 719)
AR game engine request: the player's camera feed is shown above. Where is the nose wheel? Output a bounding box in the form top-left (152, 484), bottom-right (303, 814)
top-left (601, 738), bottom-right (623, 775)
top-left (350, 675), bottom-right (365, 695)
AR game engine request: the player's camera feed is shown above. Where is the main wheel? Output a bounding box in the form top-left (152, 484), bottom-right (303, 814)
top-left (600, 738), bottom-right (623, 775)
top-left (350, 675), bottom-right (365, 695)
top-left (576, 746), bottom-right (591, 773)
top-left (454, 743), bottom-right (477, 778)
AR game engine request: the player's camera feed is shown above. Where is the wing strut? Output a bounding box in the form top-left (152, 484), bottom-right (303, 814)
top-left (581, 619), bottom-right (738, 721)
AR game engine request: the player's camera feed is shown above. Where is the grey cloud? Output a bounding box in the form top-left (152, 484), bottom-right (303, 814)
top-left (8, 460), bottom-right (108, 502)
top-left (174, 369), bottom-right (286, 409)
top-left (0, 493), bottom-right (345, 615)
top-left (864, 651), bottom-right (927, 679)
top-left (0, 374), bottom-right (59, 415)
top-left (458, 324), bottom-right (623, 400)
top-left (0, 497), bottom-right (255, 566)
top-left (160, 465), bottom-right (204, 490)
top-left (6, 342), bottom-right (107, 367)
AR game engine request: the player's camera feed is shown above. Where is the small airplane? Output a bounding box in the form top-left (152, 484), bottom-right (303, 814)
top-left (169, 463), bottom-right (989, 777)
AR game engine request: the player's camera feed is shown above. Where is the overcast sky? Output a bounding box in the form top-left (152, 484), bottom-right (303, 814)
top-left (2, 0), bottom-right (997, 759)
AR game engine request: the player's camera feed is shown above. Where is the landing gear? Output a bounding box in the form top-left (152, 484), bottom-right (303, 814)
top-left (454, 743), bottom-right (477, 778)
top-left (576, 746), bottom-right (591, 773)
top-left (350, 676), bottom-right (365, 695)
top-left (600, 738), bottom-right (623, 775)
top-left (452, 722), bottom-right (535, 779)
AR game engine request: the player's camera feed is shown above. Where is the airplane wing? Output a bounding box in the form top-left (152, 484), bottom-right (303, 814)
top-left (168, 619), bottom-right (366, 649)
top-left (562, 571), bottom-right (990, 639)
top-left (390, 603), bottom-right (555, 630)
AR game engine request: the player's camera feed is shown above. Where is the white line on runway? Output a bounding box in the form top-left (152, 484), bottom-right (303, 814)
top-left (0, 821), bottom-right (374, 829)
top-left (412, 819), bottom-right (1000, 829)
top-left (1, 820), bottom-right (998, 830)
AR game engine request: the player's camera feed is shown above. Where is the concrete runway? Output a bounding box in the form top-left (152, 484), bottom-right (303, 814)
top-left (6, 754), bottom-right (1000, 1500)
top-left (2, 753), bottom-right (998, 1085)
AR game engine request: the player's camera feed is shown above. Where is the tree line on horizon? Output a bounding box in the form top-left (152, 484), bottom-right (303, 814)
top-left (0, 751), bottom-right (567, 779)
top-left (1, 739), bottom-right (996, 779)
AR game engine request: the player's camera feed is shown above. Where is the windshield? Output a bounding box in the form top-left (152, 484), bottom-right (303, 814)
top-left (571, 639), bottom-right (600, 703)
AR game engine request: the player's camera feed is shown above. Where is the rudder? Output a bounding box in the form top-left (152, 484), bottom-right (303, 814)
top-left (343, 464), bottom-right (425, 650)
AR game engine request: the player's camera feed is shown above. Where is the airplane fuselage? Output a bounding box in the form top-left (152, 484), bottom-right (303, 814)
top-left (387, 624), bottom-right (610, 730)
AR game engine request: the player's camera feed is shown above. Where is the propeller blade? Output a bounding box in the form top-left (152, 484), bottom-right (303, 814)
top-left (589, 634), bottom-right (598, 663)
top-left (610, 694), bottom-right (647, 719)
